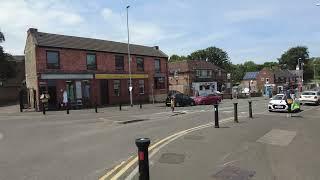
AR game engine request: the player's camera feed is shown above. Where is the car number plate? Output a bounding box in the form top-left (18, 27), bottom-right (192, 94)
top-left (275, 105), bottom-right (283, 108)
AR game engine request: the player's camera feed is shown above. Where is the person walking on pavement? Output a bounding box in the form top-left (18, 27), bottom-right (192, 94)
top-left (171, 96), bottom-right (175, 112)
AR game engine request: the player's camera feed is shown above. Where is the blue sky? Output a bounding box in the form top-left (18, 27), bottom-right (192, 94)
top-left (0, 0), bottom-right (319, 64)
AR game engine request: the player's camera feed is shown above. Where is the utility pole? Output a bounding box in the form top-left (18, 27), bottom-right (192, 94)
top-left (126, 5), bottom-right (133, 107)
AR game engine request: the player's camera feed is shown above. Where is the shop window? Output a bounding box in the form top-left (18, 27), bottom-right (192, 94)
top-left (113, 80), bottom-right (120, 96)
top-left (196, 70), bottom-right (201, 77)
top-left (46, 51), bottom-right (59, 69)
top-left (137, 57), bottom-right (144, 71)
top-left (155, 59), bottom-right (161, 72)
top-left (82, 81), bottom-right (90, 99)
top-left (66, 81), bottom-right (75, 102)
top-left (139, 80), bottom-right (145, 94)
top-left (115, 55), bottom-right (124, 71)
top-left (208, 70), bottom-right (212, 77)
top-left (154, 77), bottom-right (165, 89)
top-left (86, 53), bottom-right (97, 70)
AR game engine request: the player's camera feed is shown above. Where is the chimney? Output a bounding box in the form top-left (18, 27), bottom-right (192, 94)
top-left (27, 28), bottom-right (38, 35)
top-left (153, 46), bottom-right (159, 50)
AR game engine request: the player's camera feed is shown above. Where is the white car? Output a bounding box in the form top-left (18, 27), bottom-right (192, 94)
top-left (299, 91), bottom-right (320, 105)
top-left (268, 94), bottom-right (289, 112)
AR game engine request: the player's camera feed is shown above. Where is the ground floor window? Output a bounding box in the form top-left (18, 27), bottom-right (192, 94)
top-left (113, 80), bottom-right (120, 96)
top-left (154, 77), bottom-right (165, 89)
top-left (139, 80), bottom-right (145, 94)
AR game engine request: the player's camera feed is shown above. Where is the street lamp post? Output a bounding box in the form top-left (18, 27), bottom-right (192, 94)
top-left (298, 58), bottom-right (304, 92)
top-left (126, 5), bottom-right (133, 107)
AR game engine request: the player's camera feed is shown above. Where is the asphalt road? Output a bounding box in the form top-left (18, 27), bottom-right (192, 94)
top-left (0, 97), bottom-right (315, 180)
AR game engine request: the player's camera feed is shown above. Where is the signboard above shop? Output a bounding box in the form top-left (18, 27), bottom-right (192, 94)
top-left (41, 74), bottom-right (93, 80)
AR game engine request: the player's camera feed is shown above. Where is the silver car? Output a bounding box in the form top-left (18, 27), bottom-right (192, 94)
top-left (299, 91), bottom-right (320, 105)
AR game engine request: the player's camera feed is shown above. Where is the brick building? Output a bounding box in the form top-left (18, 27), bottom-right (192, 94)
top-left (24, 28), bottom-right (168, 110)
top-left (168, 60), bottom-right (227, 96)
top-left (241, 68), bottom-right (275, 95)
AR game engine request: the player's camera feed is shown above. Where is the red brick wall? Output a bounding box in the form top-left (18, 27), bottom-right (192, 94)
top-left (256, 68), bottom-right (274, 91)
top-left (35, 47), bottom-right (168, 105)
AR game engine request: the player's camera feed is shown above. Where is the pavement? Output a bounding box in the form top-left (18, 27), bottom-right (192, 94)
top-left (0, 97), bottom-right (318, 179)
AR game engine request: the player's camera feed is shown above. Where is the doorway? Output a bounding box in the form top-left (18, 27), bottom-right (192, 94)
top-left (100, 80), bottom-right (109, 105)
top-left (47, 80), bottom-right (57, 110)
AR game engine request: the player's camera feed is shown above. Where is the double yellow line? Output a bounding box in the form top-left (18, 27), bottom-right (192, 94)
top-left (99, 117), bottom-right (236, 180)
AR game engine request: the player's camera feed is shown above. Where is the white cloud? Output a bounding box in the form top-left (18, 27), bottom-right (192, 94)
top-left (224, 8), bottom-right (274, 22)
top-left (0, 0), bottom-right (85, 54)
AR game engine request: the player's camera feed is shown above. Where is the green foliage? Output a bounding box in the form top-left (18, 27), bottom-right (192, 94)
top-left (278, 46), bottom-right (309, 70)
top-left (243, 61), bottom-right (259, 72)
top-left (188, 46), bottom-right (231, 70)
top-left (0, 31), bottom-right (15, 80)
top-left (169, 54), bottom-right (188, 62)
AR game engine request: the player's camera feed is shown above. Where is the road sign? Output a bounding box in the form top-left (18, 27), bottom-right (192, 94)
top-left (227, 73), bottom-right (231, 80)
top-left (129, 86), bottom-right (133, 91)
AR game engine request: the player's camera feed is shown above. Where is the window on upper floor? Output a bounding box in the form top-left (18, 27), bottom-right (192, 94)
top-left (137, 57), bottom-right (144, 71)
top-left (86, 53), bottom-right (97, 70)
top-left (46, 51), bottom-right (59, 69)
top-left (154, 77), bottom-right (165, 89)
top-left (261, 78), bottom-right (265, 81)
top-left (155, 59), bottom-right (161, 72)
top-left (115, 55), bottom-right (124, 71)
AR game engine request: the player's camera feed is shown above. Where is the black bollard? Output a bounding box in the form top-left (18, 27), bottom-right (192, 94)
top-left (42, 103), bottom-right (46, 115)
top-left (234, 103), bottom-right (238, 123)
top-left (214, 104), bottom-right (219, 128)
top-left (249, 101), bottom-right (253, 118)
top-left (67, 103), bottom-right (70, 114)
top-left (95, 104), bottom-right (98, 113)
top-left (135, 138), bottom-right (151, 180)
top-left (119, 103), bottom-right (122, 111)
top-left (140, 102), bottom-right (142, 109)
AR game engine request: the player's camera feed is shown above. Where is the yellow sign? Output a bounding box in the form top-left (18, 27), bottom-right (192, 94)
top-left (95, 74), bottom-right (149, 79)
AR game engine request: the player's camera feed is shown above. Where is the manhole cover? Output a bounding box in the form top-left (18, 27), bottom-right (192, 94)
top-left (184, 135), bottom-right (204, 140)
top-left (213, 166), bottom-right (255, 180)
top-left (158, 153), bottom-right (185, 164)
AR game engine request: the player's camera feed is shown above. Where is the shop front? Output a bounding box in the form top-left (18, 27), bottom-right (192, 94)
top-left (39, 73), bottom-right (94, 110)
top-left (95, 74), bottom-right (149, 105)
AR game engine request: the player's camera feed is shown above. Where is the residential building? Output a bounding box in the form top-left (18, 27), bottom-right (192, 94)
top-left (24, 28), bottom-right (168, 110)
top-left (0, 56), bottom-right (25, 105)
top-left (168, 60), bottom-right (227, 96)
top-left (274, 69), bottom-right (301, 93)
top-left (241, 72), bottom-right (259, 93)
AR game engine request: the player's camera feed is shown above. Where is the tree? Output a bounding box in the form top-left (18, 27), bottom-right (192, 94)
top-left (262, 61), bottom-right (278, 69)
top-left (278, 46), bottom-right (309, 70)
top-left (0, 31), bottom-right (15, 81)
top-left (169, 54), bottom-right (187, 62)
top-left (188, 46), bottom-right (231, 70)
top-left (243, 61), bottom-right (259, 72)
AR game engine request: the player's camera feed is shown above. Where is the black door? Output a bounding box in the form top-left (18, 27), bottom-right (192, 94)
top-left (48, 86), bottom-right (57, 110)
top-left (100, 80), bottom-right (109, 105)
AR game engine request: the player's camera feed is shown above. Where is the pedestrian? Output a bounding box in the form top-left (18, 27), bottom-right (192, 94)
top-left (62, 89), bottom-right (68, 109)
top-left (171, 96), bottom-right (175, 112)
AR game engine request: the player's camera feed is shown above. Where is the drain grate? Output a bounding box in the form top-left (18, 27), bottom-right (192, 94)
top-left (213, 166), bottom-right (255, 180)
top-left (158, 153), bottom-right (185, 164)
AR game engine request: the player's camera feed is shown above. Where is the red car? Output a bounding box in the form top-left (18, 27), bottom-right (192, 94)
top-left (193, 94), bottom-right (222, 105)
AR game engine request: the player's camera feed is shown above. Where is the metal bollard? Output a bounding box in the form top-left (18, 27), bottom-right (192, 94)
top-left (42, 103), bottom-right (46, 115)
top-left (140, 102), bottom-right (142, 109)
top-left (119, 103), bottom-right (122, 111)
top-left (20, 104), bottom-right (23, 112)
top-left (67, 103), bottom-right (70, 114)
top-left (214, 104), bottom-right (219, 128)
top-left (95, 104), bottom-right (98, 113)
top-left (135, 138), bottom-right (150, 180)
top-left (234, 103), bottom-right (238, 123)
top-left (249, 101), bottom-right (253, 118)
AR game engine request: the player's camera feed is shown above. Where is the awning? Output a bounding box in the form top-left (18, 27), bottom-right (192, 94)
top-left (41, 73), bottom-right (93, 80)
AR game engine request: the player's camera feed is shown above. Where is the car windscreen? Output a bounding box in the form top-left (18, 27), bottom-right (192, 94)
top-left (302, 92), bottom-right (316, 95)
top-left (273, 95), bottom-right (284, 100)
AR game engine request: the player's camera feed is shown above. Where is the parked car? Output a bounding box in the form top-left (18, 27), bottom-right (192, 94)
top-left (167, 90), bottom-right (182, 97)
top-left (193, 93), bottom-right (222, 105)
top-left (299, 91), bottom-right (320, 105)
top-left (268, 93), bottom-right (300, 112)
top-left (165, 93), bottom-right (195, 107)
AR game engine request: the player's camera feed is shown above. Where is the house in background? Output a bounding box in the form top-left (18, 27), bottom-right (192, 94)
top-left (168, 60), bottom-right (227, 96)
top-left (274, 69), bottom-right (301, 93)
top-left (24, 28), bottom-right (168, 110)
top-left (241, 72), bottom-right (259, 93)
top-left (0, 55), bottom-right (25, 105)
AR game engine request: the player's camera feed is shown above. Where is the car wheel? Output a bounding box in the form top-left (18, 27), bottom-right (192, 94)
top-left (269, 110), bottom-right (272, 112)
